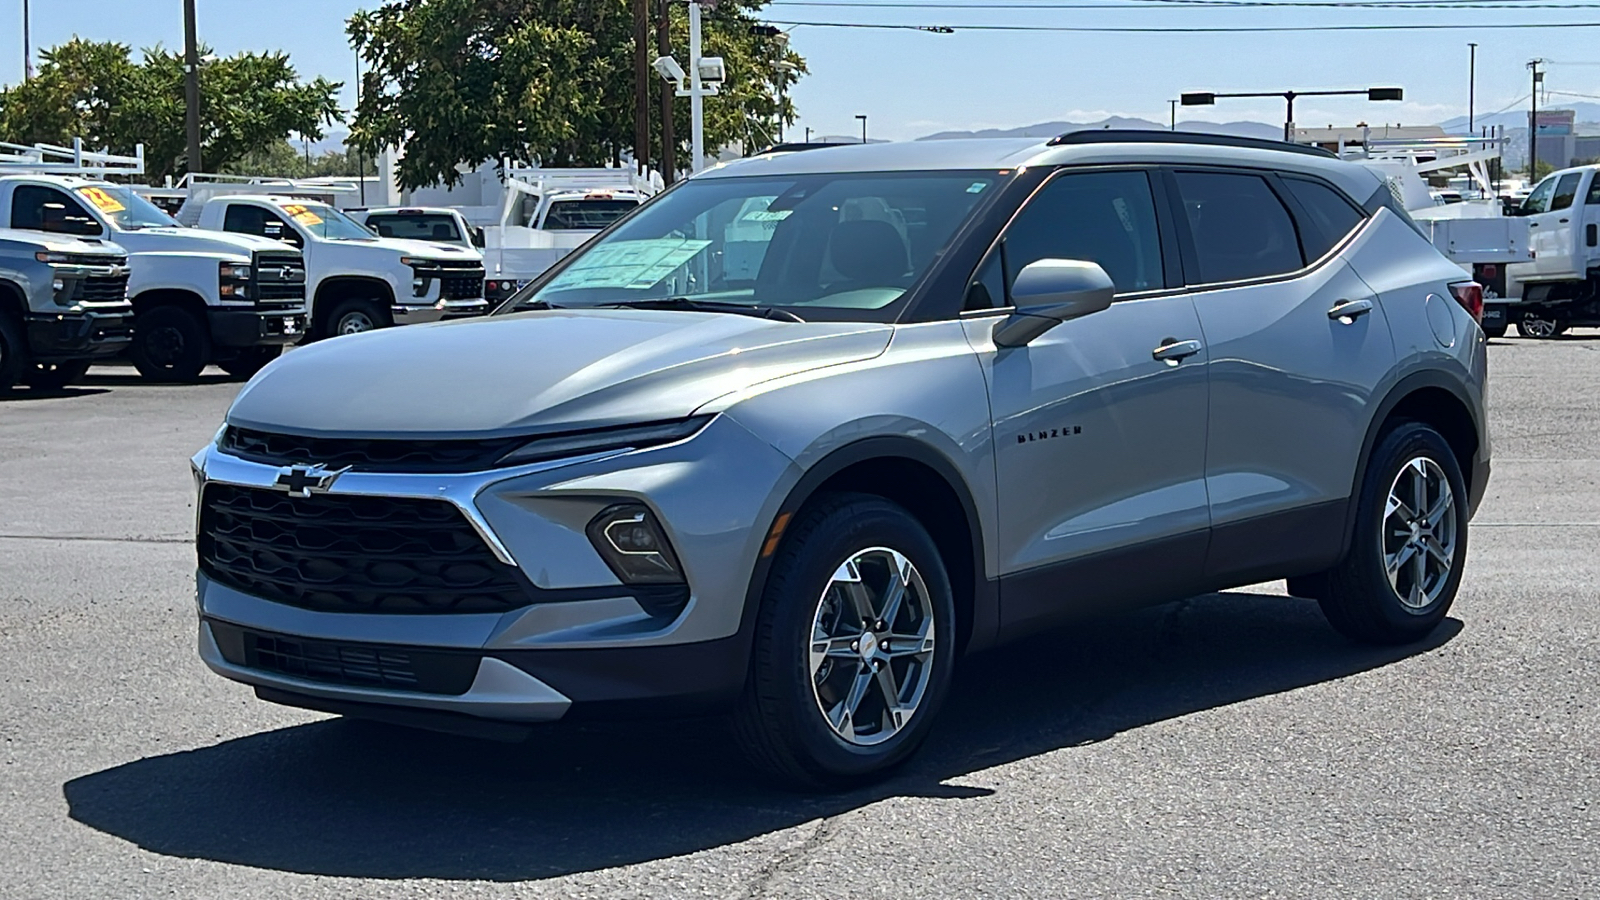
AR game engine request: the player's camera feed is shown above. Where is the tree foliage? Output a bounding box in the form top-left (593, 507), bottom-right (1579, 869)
top-left (0, 39), bottom-right (342, 183)
top-left (348, 0), bottom-right (804, 190)
top-left (224, 141), bottom-right (379, 179)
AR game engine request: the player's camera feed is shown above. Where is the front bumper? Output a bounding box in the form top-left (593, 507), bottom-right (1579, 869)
top-left (391, 298), bottom-right (490, 325)
top-left (191, 415), bottom-right (798, 728)
top-left (207, 306), bottom-right (309, 348)
top-left (25, 307), bottom-right (133, 361)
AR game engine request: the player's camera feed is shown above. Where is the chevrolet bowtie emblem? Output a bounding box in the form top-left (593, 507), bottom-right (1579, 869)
top-left (272, 464), bottom-right (351, 498)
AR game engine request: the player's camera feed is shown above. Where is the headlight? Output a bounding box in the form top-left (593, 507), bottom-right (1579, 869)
top-left (586, 504), bottom-right (684, 584)
top-left (35, 252), bottom-right (72, 264)
top-left (495, 416), bottom-right (712, 467)
top-left (219, 263), bottom-right (251, 280)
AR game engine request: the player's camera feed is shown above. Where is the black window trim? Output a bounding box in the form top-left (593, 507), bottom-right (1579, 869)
top-left (1162, 164), bottom-right (1372, 293)
top-left (952, 163), bottom-right (1186, 320)
top-left (1276, 172), bottom-right (1372, 267)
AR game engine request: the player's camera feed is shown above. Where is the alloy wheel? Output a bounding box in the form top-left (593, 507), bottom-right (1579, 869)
top-left (338, 311), bottom-right (376, 335)
top-left (809, 547), bottom-right (937, 747)
top-left (1520, 315), bottom-right (1559, 338)
top-left (1382, 457), bottom-right (1458, 610)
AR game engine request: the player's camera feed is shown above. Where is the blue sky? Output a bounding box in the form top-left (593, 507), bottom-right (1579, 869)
top-left (11, 0), bottom-right (1600, 140)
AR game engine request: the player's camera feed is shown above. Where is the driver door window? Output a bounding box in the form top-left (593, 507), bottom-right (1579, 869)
top-left (10, 185), bottom-right (101, 236)
top-left (222, 204), bottom-right (302, 248)
top-left (1522, 178), bottom-right (1556, 215)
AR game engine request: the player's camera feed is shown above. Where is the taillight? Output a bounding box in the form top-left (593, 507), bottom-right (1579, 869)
top-left (1449, 281), bottom-right (1484, 323)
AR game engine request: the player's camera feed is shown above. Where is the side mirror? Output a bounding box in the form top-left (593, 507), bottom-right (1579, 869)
top-left (992, 259), bottom-right (1115, 348)
top-left (471, 226), bottom-right (486, 248)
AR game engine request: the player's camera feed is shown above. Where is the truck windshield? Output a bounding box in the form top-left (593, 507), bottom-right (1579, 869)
top-left (75, 185), bottom-right (180, 230)
top-left (277, 202), bottom-right (378, 241)
top-left (366, 213), bottom-right (463, 243)
top-left (513, 170), bottom-right (1004, 322)
top-left (544, 199), bottom-right (640, 230)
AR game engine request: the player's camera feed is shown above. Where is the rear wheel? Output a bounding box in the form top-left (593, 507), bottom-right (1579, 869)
top-left (24, 359), bottom-right (91, 391)
top-left (217, 345), bottom-right (282, 379)
top-left (1316, 422), bottom-right (1468, 645)
top-left (0, 313), bottom-right (25, 392)
top-left (327, 298), bottom-right (385, 337)
top-left (1516, 312), bottom-right (1566, 339)
top-left (734, 494), bottom-right (956, 789)
top-left (130, 305), bottom-right (211, 382)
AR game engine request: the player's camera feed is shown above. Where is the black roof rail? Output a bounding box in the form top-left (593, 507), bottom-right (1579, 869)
top-left (1047, 129), bottom-right (1338, 159)
top-left (753, 141), bottom-right (858, 155)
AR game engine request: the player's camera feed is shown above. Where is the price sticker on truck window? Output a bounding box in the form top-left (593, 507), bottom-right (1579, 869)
top-left (77, 187), bottom-right (126, 214)
top-left (280, 203), bottom-right (324, 226)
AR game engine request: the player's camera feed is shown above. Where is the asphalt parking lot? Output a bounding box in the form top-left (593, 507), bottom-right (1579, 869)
top-left (2, 337), bottom-right (1597, 899)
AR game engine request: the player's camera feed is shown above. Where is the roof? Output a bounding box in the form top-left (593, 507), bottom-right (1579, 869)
top-left (702, 131), bottom-right (1385, 204)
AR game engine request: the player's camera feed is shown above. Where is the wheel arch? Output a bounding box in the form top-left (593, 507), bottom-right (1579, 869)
top-left (1344, 370), bottom-right (1484, 558)
top-left (313, 276), bottom-right (395, 331)
top-left (131, 288), bottom-right (208, 319)
top-left (743, 436), bottom-right (997, 658)
top-left (0, 279), bottom-right (24, 322)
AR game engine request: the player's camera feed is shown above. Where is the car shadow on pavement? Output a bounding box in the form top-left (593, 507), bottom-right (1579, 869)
top-left (63, 591), bottom-right (1461, 882)
top-left (79, 372), bottom-right (240, 387)
top-left (0, 386), bottom-right (112, 402)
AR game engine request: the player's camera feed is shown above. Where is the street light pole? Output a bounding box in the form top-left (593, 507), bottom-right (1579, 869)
top-left (657, 0), bottom-right (675, 184)
top-left (183, 0), bottom-right (203, 174)
top-left (21, 0), bottom-right (32, 80)
top-left (856, 114), bottom-right (868, 144)
top-left (1529, 59), bottom-right (1544, 176)
top-left (688, 0), bottom-right (705, 172)
top-left (633, 0), bottom-right (650, 175)
top-left (1468, 42), bottom-right (1478, 133)
top-left (1182, 86), bottom-right (1402, 146)
top-left (1169, 99), bottom-right (1177, 131)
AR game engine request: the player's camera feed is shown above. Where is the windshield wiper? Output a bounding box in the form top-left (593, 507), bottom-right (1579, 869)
top-left (599, 297), bottom-right (805, 322)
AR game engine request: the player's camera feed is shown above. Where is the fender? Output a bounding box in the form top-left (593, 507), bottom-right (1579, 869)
top-left (1341, 368), bottom-right (1486, 560)
top-left (738, 435), bottom-right (999, 658)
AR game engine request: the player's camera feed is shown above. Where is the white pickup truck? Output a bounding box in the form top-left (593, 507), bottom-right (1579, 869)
top-left (1502, 164), bottom-right (1600, 337)
top-left (192, 194), bottom-right (488, 338)
top-left (0, 174), bottom-right (307, 381)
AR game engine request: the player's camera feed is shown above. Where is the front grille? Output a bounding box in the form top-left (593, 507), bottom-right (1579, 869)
top-left (58, 253), bottom-right (125, 267)
top-left (199, 483), bottom-right (533, 614)
top-left (440, 272), bottom-right (485, 300)
top-left (253, 252), bottom-right (307, 304)
top-left (220, 426), bottom-right (523, 473)
top-left (207, 620), bottom-right (480, 695)
top-left (75, 273), bottom-right (129, 303)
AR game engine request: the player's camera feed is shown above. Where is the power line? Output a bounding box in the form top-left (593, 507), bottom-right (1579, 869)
top-left (768, 17), bottom-right (1600, 30)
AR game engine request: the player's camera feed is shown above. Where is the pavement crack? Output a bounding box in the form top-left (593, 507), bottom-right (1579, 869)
top-left (739, 816), bottom-right (838, 900)
top-left (0, 533), bottom-right (189, 545)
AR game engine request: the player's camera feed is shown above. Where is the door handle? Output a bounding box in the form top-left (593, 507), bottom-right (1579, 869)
top-left (1560, 218), bottom-right (1570, 224)
top-left (1328, 298), bottom-right (1374, 322)
top-left (1529, 222), bottom-right (1540, 227)
top-left (1152, 338), bottom-right (1203, 363)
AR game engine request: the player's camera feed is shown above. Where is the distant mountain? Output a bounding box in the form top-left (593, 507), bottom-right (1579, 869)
top-left (916, 117), bottom-right (1282, 142)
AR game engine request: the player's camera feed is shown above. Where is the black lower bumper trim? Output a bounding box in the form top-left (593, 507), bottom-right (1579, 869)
top-left (26, 310), bottom-right (133, 360)
top-left (491, 634), bottom-right (750, 719)
top-left (253, 687), bottom-right (534, 743)
top-left (207, 307), bottom-right (308, 348)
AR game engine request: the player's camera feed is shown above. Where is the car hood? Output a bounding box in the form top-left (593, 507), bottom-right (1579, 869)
top-left (227, 309), bottom-right (892, 438)
top-left (344, 237), bottom-right (482, 263)
top-left (114, 227), bottom-right (295, 257)
top-left (0, 229), bottom-right (126, 256)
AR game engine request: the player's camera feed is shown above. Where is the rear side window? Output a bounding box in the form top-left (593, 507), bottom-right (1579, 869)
top-left (10, 185), bottom-right (101, 236)
top-left (1282, 177), bottom-right (1366, 260)
top-left (1174, 171), bottom-right (1303, 284)
top-left (544, 199), bottom-right (639, 230)
top-left (368, 213), bottom-right (461, 242)
top-left (1001, 170), bottom-right (1165, 296)
top-left (1551, 172), bottom-right (1583, 212)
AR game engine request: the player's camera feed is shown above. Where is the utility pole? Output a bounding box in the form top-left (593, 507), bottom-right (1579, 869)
top-left (657, 0), bottom-right (676, 184)
top-left (183, 0), bottom-right (203, 174)
top-left (856, 114), bottom-right (868, 144)
top-left (688, 0), bottom-right (705, 172)
top-left (1529, 59), bottom-right (1544, 176)
top-left (1468, 42), bottom-right (1477, 133)
top-left (633, 0), bottom-right (650, 175)
top-left (1169, 99), bottom-right (1177, 131)
top-left (21, 0), bottom-right (32, 80)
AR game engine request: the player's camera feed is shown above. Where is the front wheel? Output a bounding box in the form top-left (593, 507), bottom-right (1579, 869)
top-left (1516, 312), bottom-right (1566, 339)
top-left (216, 345), bottom-right (282, 379)
top-left (327, 299), bottom-right (386, 337)
top-left (1316, 422), bottom-right (1468, 645)
top-left (0, 313), bottom-right (26, 392)
top-left (130, 305), bottom-right (211, 382)
top-left (734, 494), bottom-right (956, 789)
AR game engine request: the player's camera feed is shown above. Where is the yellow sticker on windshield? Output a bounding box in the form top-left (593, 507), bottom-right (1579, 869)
top-left (280, 203), bottom-right (324, 226)
top-left (77, 187), bottom-right (126, 214)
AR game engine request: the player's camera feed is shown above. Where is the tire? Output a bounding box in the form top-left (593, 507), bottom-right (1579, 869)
top-left (327, 299), bottom-right (385, 337)
top-left (216, 345), bottom-right (282, 379)
top-left (1482, 322), bottom-right (1507, 339)
top-left (24, 359), bottom-right (91, 391)
top-left (130, 305), bottom-right (211, 382)
top-left (1316, 422), bottom-right (1468, 645)
top-left (1516, 312), bottom-right (1565, 339)
top-left (734, 493), bottom-right (957, 789)
top-left (0, 313), bottom-right (25, 392)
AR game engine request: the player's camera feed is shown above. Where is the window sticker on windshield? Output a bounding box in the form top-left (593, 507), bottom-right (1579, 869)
top-left (966, 182), bottom-right (988, 194)
top-left (77, 187), bottom-right (126, 214)
top-left (280, 203), bottom-right (324, 226)
top-left (546, 238), bottom-right (713, 290)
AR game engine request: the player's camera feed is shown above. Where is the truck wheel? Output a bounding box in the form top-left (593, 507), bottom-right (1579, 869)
top-left (130, 305), bottom-right (211, 383)
top-left (328, 299), bottom-right (385, 337)
top-left (0, 314), bottom-right (26, 392)
top-left (1482, 322), bottom-right (1507, 339)
top-left (1315, 422), bottom-right (1467, 645)
top-left (1516, 313), bottom-right (1565, 339)
top-left (217, 345), bottom-right (282, 380)
top-left (25, 360), bottom-right (92, 391)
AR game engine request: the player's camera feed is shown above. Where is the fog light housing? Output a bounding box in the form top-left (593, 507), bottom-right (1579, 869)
top-left (586, 503), bottom-right (685, 584)
top-left (413, 276), bottom-right (428, 297)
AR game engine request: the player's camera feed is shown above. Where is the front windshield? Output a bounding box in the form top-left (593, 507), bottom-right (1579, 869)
top-left (75, 185), bottom-right (180, 230)
top-left (277, 202), bottom-right (378, 240)
top-left (514, 171), bottom-right (1003, 320)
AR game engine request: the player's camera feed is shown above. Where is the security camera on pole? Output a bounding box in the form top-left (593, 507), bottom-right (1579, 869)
top-left (652, 0), bottom-right (726, 174)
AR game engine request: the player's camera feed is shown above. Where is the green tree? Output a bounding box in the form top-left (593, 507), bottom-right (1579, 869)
top-left (347, 0), bottom-right (804, 190)
top-left (0, 39), bottom-right (343, 183)
top-left (224, 140), bottom-right (379, 179)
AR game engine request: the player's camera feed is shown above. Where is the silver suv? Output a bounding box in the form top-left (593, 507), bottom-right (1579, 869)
top-left (192, 132), bottom-right (1490, 787)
